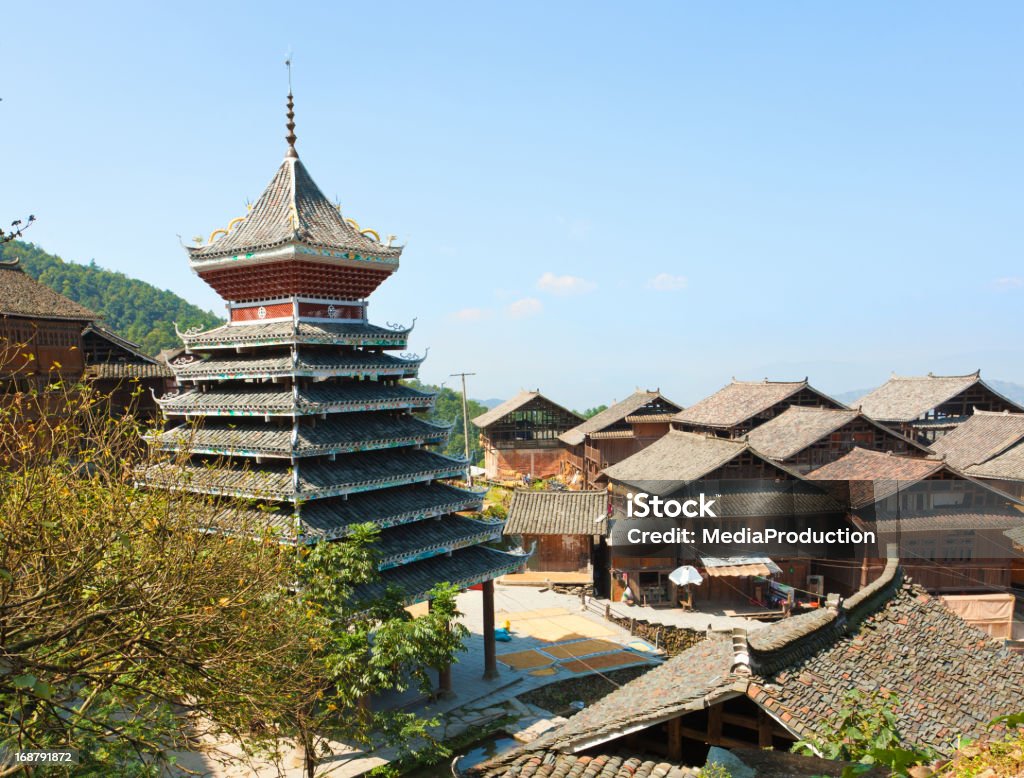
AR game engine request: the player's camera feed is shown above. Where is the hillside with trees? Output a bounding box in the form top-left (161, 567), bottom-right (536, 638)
top-left (409, 380), bottom-right (489, 464)
top-left (0, 241), bottom-right (223, 355)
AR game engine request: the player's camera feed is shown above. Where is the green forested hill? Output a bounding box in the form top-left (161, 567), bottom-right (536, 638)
top-left (0, 241), bottom-right (223, 355)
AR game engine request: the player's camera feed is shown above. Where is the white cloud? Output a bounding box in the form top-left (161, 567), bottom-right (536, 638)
top-left (451, 307), bottom-right (488, 322)
top-left (507, 297), bottom-right (543, 318)
top-left (994, 277), bottom-right (1023, 290)
top-left (647, 273), bottom-right (688, 291)
top-left (536, 272), bottom-right (597, 296)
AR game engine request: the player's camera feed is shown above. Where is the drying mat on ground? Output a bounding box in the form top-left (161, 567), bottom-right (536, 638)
top-left (561, 651), bottom-right (654, 673)
top-left (511, 615), bottom-right (614, 642)
top-left (497, 649), bottom-right (555, 670)
top-left (496, 607), bottom-right (569, 622)
top-left (542, 639), bottom-right (624, 659)
top-left (528, 667), bottom-right (558, 677)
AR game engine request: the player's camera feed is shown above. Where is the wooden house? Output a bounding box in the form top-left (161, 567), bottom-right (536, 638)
top-left (503, 490), bottom-right (608, 576)
top-left (744, 406), bottom-right (931, 473)
top-left (854, 371), bottom-right (1023, 443)
top-left (559, 390), bottom-right (682, 488)
top-left (82, 323), bottom-right (174, 419)
top-left (806, 447), bottom-right (1024, 593)
top-left (0, 258), bottom-right (96, 391)
top-left (673, 378), bottom-right (845, 438)
top-left (930, 409), bottom-right (1024, 499)
top-left (473, 558), bottom-right (1024, 771)
top-left (601, 430), bottom-right (847, 609)
top-left (471, 390), bottom-right (582, 481)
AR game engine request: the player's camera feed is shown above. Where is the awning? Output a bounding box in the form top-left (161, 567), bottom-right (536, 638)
top-left (701, 556), bottom-right (782, 578)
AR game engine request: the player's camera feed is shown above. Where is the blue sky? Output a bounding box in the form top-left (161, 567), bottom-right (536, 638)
top-left (3, 2), bottom-right (1022, 408)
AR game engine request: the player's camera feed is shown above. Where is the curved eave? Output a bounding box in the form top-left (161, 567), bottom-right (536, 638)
top-left (156, 395), bottom-right (437, 418)
top-left (151, 431), bottom-right (451, 459)
top-left (174, 361), bottom-right (424, 383)
top-left (139, 463), bottom-right (467, 502)
top-left (377, 518), bottom-right (505, 570)
top-left (187, 241), bottom-right (402, 270)
top-left (300, 490), bottom-right (486, 542)
top-left (182, 332), bottom-right (412, 350)
top-left (355, 546), bottom-right (531, 606)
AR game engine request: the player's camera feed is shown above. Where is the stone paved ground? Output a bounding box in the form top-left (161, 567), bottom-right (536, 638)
top-left (168, 585), bottom-right (760, 777)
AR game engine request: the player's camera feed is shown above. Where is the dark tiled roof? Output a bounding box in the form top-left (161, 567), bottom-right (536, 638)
top-left (473, 748), bottom-right (878, 778)
top-left (85, 362), bottom-right (173, 379)
top-left (0, 260), bottom-right (98, 321)
top-left (559, 391), bottom-right (682, 447)
top-left (673, 380), bottom-right (843, 429)
top-left (748, 572), bottom-right (1024, 752)
top-left (472, 390), bottom-right (582, 429)
top-left (505, 490), bottom-right (609, 536)
top-left (806, 447), bottom-right (946, 483)
top-left (864, 508), bottom-right (1024, 533)
top-left (354, 544), bottom-right (527, 604)
top-left (300, 483), bottom-right (482, 537)
top-left (1006, 524), bottom-right (1024, 548)
top-left (745, 406), bottom-right (925, 460)
top-left (219, 483), bottom-right (483, 541)
top-left (141, 448), bottom-right (465, 501)
top-left (853, 372), bottom-right (1023, 422)
top-left (929, 410), bottom-right (1024, 468)
top-left (169, 350), bottom-right (422, 380)
top-left (624, 412), bottom-right (677, 424)
top-left (188, 156), bottom-right (402, 262)
top-left (156, 383), bottom-right (435, 416)
top-left (526, 638), bottom-right (740, 752)
top-left (374, 514), bottom-right (503, 569)
top-left (509, 559), bottom-right (1024, 758)
top-left (966, 442), bottom-right (1024, 482)
top-left (179, 320), bottom-right (412, 350)
top-left (153, 413), bottom-right (451, 458)
top-left (699, 483), bottom-right (842, 517)
top-left (602, 430), bottom-right (796, 488)
top-left (472, 752), bottom-right (698, 778)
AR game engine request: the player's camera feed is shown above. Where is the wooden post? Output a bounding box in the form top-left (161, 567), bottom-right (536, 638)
top-left (667, 716), bottom-right (683, 760)
top-left (482, 579), bottom-right (498, 680)
top-left (708, 703), bottom-right (723, 746)
top-left (757, 708), bottom-right (773, 748)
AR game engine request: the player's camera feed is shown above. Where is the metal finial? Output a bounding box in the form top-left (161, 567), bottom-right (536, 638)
top-left (285, 58), bottom-right (297, 158)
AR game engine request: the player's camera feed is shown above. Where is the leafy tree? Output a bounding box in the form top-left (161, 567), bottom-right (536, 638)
top-left (573, 405), bottom-right (607, 419)
top-left (793, 688), bottom-right (937, 777)
top-left (408, 380), bottom-right (488, 464)
top-left (0, 372), bottom-right (469, 776)
top-left (0, 240), bottom-right (223, 355)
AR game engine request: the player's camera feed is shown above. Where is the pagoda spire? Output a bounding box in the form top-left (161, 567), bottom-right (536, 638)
top-left (285, 58), bottom-right (297, 158)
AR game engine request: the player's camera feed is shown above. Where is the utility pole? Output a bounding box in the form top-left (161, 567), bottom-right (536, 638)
top-left (450, 372), bottom-right (476, 486)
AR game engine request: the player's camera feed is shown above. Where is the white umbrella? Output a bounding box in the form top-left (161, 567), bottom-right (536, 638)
top-left (668, 565), bottom-right (703, 586)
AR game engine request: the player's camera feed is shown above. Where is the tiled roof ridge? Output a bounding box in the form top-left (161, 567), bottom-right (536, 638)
top-left (747, 557), bottom-right (902, 675)
top-left (188, 155), bottom-right (402, 262)
top-left (887, 370), bottom-right (981, 381)
top-left (472, 389), bottom-right (583, 430)
top-left (559, 390), bottom-right (680, 445)
top-left (730, 377), bottom-right (808, 386)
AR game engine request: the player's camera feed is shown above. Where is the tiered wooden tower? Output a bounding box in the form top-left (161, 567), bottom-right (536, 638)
top-left (144, 91), bottom-right (522, 680)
